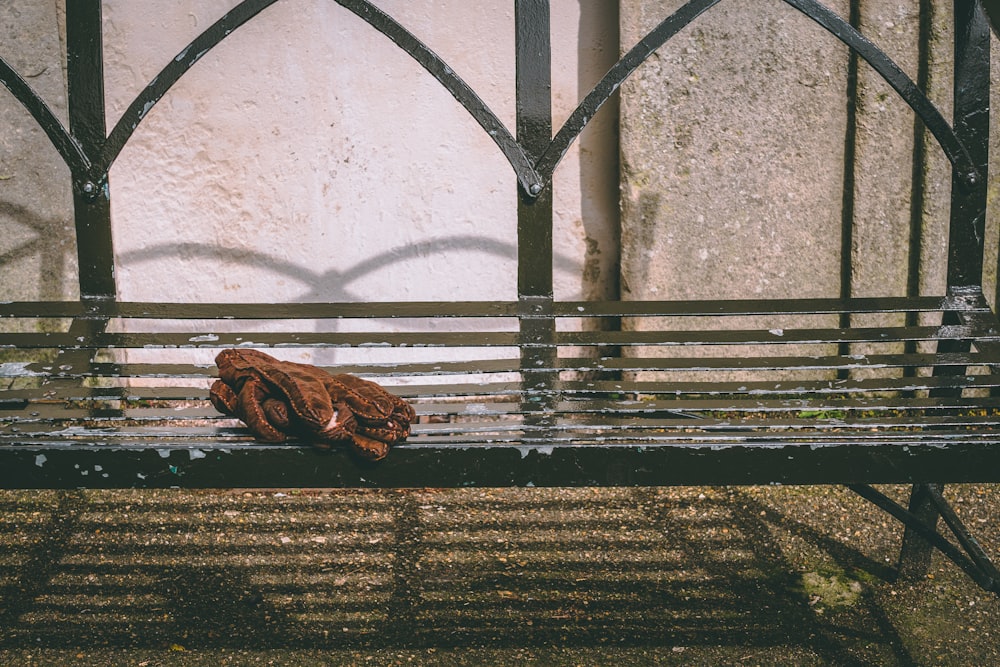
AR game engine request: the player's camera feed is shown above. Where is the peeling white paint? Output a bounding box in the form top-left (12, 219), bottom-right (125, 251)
top-left (518, 445), bottom-right (555, 459)
top-left (0, 362), bottom-right (45, 377)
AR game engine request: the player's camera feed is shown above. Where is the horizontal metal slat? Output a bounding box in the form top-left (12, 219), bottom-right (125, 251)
top-left (5, 371), bottom-right (1000, 414)
top-left (0, 301), bottom-right (521, 319)
top-left (0, 330), bottom-right (523, 349)
top-left (555, 324), bottom-right (1000, 347)
top-left (14, 350), bottom-right (989, 381)
top-left (577, 351), bottom-right (992, 373)
top-left (6, 324), bottom-right (996, 351)
top-left (16, 358), bottom-right (522, 380)
top-left (5, 424), bottom-right (1000, 448)
top-left (2, 295), bottom-right (981, 320)
top-left (553, 295), bottom-right (975, 317)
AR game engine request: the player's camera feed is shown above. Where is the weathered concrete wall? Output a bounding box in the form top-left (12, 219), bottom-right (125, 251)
top-left (105, 0), bottom-right (517, 305)
top-left (0, 0), bottom-right (75, 304)
top-left (618, 0), bottom-right (1000, 380)
top-left (90, 0), bottom-right (620, 369)
top-left (620, 1), bottom-right (850, 303)
top-left (618, 0), bottom-right (851, 380)
top-left (101, 0), bottom-right (618, 308)
top-left (847, 3), bottom-right (939, 370)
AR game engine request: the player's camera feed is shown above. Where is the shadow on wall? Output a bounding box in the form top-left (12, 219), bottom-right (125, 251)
top-left (117, 235), bottom-right (582, 305)
top-left (575, 0), bottom-right (621, 304)
top-left (0, 200), bottom-right (75, 302)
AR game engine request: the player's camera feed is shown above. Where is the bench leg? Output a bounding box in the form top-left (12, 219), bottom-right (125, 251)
top-left (896, 483), bottom-right (942, 582)
top-left (850, 483), bottom-right (999, 594)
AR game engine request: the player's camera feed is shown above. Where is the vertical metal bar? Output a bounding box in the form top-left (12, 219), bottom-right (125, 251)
top-left (515, 0), bottom-right (553, 297)
top-left (515, 0), bottom-right (557, 430)
top-left (66, 0), bottom-right (116, 300)
top-left (947, 0), bottom-right (989, 291)
top-left (931, 3), bottom-right (988, 412)
top-left (906, 0), bottom-right (933, 305)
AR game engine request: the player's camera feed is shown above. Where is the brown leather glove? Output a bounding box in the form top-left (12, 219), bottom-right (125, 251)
top-left (209, 348), bottom-right (413, 461)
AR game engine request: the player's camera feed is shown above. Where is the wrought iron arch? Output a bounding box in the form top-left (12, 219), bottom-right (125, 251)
top-left (0, 0), bottom-right (989, 299)
top-left (0, 0), bottom-right (982, 194)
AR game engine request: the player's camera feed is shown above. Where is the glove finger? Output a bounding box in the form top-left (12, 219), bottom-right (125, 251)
top-left (238, 377), bottom-right (286, 442)
top-left (262, 397), bottom-right (292, 431)
top-left (349, 432), bottom-right (391, 462)
top-left (209, 379), bottom-right (238, 415)
top-left (391, 400), bottom-right (416, 428)
top-left (357, 422), bottom-right (407, 446)
top-left (326, 374), bottom-right (397, 420)
top-left (254, 358), bottom-right (336, 432)
top-left (214, 348), bottom-right (267, 390)
top-left (316, 401), bottom-right (356, 441)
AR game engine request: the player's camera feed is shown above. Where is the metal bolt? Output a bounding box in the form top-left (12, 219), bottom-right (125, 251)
top-left (964, 170), bottom-right (979, 188)
top-left (528, 183), bottom-right (542, 196)
top-left (81, 181), bottom-right (98, 199)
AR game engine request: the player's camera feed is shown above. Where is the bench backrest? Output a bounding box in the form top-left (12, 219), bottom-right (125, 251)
top-left (0, 0), bottom-right (992, 308)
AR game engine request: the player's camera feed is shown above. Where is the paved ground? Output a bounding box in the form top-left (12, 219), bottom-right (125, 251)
top-left (0, 484), bottom-right (997, 666)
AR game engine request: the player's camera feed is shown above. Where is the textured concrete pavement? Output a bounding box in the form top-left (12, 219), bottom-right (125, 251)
top-left (0, 484), bottom-right (997, 665)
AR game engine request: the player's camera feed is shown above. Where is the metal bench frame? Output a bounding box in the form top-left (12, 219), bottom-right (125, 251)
top-left (1, 0), bottom-right (998, 595)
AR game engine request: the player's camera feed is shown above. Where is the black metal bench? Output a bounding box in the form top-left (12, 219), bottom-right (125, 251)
top-left (2, 0), bottom-right (998, 595)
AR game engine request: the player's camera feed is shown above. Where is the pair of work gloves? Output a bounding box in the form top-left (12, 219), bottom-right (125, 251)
top-left (209, 348), bottom-right (414, 461)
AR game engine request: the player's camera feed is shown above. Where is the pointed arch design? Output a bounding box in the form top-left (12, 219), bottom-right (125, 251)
top-left (100, 0), bottom-right (541, 194)
top-left (539, 0), bottom-right (980, 189)
top-left (0, 58), bottom-right (89, 175)
top-left (0, 0), bottom-right (980, 196)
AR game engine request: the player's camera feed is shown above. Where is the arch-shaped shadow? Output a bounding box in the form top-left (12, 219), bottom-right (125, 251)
top-left (116, 235), bottom-right (581, 305)
top-left (0, 201), bottom-right (76, 301)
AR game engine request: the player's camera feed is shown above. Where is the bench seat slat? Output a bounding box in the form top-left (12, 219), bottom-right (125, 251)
top-left (586, 351), bottom-right (993, 373)
top-left (3, 323), bottom-right (997, 350)
top-left (6, 412), bottom-right (1000, 437)
top-left (5, 377), bottom-right (1000, 414)
top-left (10, 350), bottom-right (992, 380)
top-left (0, 295), bottom-right (982, 320)
top-left (7, 369), bottom-right (1000, 403)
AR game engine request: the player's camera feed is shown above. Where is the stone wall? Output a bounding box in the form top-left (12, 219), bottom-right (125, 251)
top-left (1, 0), bottom-right (997, 336)
top-left (0, 0), bottom-right (75, 303)
top-left (618, 0), bottom-right (999, 379)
